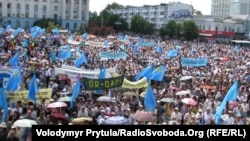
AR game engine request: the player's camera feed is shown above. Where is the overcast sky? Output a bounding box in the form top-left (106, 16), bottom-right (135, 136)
top-left (89, 0), bottom-right (211, 15)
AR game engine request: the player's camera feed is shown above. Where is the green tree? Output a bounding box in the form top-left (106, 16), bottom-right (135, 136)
top-left (182, 20), bottom-right (198, 41)
top-left (105, 2), bottom-right (124, 11)
top-left (130, 15), bottom-right (154, 35)
top-left (33, 18), bottom-right (63, 32)
top-left (193, 9), bottom-right (203, 15)
top-left (46, 21), bottom-right (63, 32)
top-left (159, 20), bottom-right (177, 38)
top-left (33, 18), bottom-right (57, 28)
top-left (77, 23), bottom-right (85, 34)
top-left (175, 23), bottom-right (183, 38)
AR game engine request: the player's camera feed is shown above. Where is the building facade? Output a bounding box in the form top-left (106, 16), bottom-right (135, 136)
top-left (110, 2), bottom-right (193, 30)
top-left (175, 15), bottom-right (246, 41)
top-left (0, 0), bottom-right (89, 31)
top-left (211, 0), bottom-right (250, 17)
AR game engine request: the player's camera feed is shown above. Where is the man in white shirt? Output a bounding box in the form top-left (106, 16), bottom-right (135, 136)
top-left (203, 107), bottom-right (214, 125)
top-left (224, 111), bottom-right (234, 125)
top-left (78, 106), bottom-right (88, 117)
top-left (170, 107), bottom-right (182, 124)
top-left (241, 99), bottom-right (249, 118)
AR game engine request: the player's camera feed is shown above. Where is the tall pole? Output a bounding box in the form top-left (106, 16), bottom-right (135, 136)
top-left (117, 46), bottom-right (145, 67)
top-left (101, 10), bottom-right (103, 27)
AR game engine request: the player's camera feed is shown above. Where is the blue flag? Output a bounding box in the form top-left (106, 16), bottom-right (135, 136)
top-left (134, 43), bottom-right (141, 52)
top-left (49, 51), bottom-right (56, 62)
top-left (22, 38), bottom-right (29, 48)
top-left (135, 64), bottom-right (154, 81)
top-left (166, 50), bottom-right (178, 57)
top-left (28, 74), bottom-right (39, 103)
top-left (74, 52), bottom-right (87, 67)
top-left (215, 81), bottom-right (238, 125)
top-left (52, 28), bottom-right (60, 35)
top-left (96, 66), bottom-right (106, 95)
top-left (0, 88), bottom-right (8, 122)
top-left (9, 53), bottom-right (20, 67)
top-left (70, 77), bottom-right (81, 109)
top-left (58, 46), bottom-right (71, 59)
top-left (156, 45), bottom-right (163, 54)
top-left (5, 67), bottom-right (22, 91)
top-left (233, 45), bottom-right (239, 52)
top-left (150, 66), bottom-right (167, 81)
top-left (144, 86), bottom-right (157, 112)
top-left (68, 35), bottom-right (74, 41)
top-left (103, 40), bottom-right (109, 47)
top-left (99, 66), bottom-right (106, 79)
top-left (191, 48), bottom-right (195, 54)
top-left (82, 32), bottom-right (88, 38)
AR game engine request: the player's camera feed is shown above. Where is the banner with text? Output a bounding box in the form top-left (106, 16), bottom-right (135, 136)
top-left (6, 88), bottom-right (52, 104)
top-left (99, 51), bottom-right (127, 60)
top-left (181, 58), bottom-right (208, 67)
top-left (83, 76), bottom-right (124, 90)
top-left (122, 77), bottom-right (148, 89)
top-left (55, 66), bottom-right (116, 79)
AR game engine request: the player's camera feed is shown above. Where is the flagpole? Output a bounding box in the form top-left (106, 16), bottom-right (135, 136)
top-left (116, 45), bottom-right (146, 67)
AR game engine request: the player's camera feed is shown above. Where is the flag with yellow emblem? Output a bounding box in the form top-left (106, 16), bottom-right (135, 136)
top-left (150, 65), bottom-right (167, 81)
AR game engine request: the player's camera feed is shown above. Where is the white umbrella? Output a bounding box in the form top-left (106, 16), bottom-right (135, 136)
top-left (106, 116), bottom-right (128, 125)
top-left (96, 96), bottom-right (113, 102)
top-left (180, 76), bottom-right (193, 81)
top-left (160, 98), bottom-right (175, 103)
top-left (58, 96), bottom-right (72, 102)
top-left (47, 101), bottom-right (68, 108)
top-left (13, 119), bottom-right (37, 128)
top-left (176, 90), bottom-right (190, 96)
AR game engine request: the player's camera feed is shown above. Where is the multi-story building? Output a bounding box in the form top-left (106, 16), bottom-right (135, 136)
top-left (211, 0), bottom-right (230, 17)
top-left (211, 0), bottom-right (250, 17)
top-left (175, 15), bottom-right (246, 41)
top-left (110, 2), bottom-right (193, 31)
top-left (0, 0), bottom-right (89, 31)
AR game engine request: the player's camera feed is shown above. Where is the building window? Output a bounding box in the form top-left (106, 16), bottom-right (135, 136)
top-left (54, 6), bottom-right (58, 11)
top-left (215, 26), bottom-right (218, 31)
top-left (224, 27), bottom-right (227, 32)
top-left (66, 23), bottom-right (69, 29)
top-left (7, 20), bottom-right (11, 25)
top-left (237, 27), bottom-right (240, 33)
top-left (43, 0), bottom-right (47, 2)
top-left (66, 0), bottom-right (69, 4)
top-left (74, 23), bottom-right (77, 29)
top-left (16, 3), bottom-right (21, 13)
top-left (34, 5), bottom-right (38, 13)
top-left (16, 20), bottom-right (21, 27)
top-left (25, 21), bottom-right (29, 27)
top-left (0, 2), bottom-right (2, 16)
top-left (42, 15), bottom-right (46, 18)
top-left (34, 0), bottom-right (39, 2)
top-left (42, 5), bottom-right (46, 14)
top-left (7, 3), bottom-right (11, 15)
top-left (54, 0), bottom-right (58, 3)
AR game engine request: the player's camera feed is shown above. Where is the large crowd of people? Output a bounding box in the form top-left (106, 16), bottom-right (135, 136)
top-left (0, 29), bottom-right (249, 141)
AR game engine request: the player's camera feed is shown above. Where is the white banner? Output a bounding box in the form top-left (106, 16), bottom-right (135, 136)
top-left (56, 65), bottom-right (117, 78)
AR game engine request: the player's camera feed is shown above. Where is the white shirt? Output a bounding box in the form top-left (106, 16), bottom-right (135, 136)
top-left (203, 112), bottom-right (214, 125)
top-left (224, 116), bottom-right (234, 125)
top-left (171, 112), bottom-right (182, 121)
top-left (241, 103), bottom-right (249, 112)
